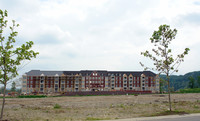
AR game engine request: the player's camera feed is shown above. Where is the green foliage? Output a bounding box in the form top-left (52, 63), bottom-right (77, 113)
top-left (11, 81), bottom-right (16, 92)
top-left (188, 77), bottom-right (196, 88)
top-left (179, 88), bottom-right (200, 93)
top-left (18, 95), bottom-right (47, 98)
top-left (0, 9), bottom-right (39, 120)
top-left (54, 104), bottom-right (61, 109)
top-left (0, 9), bottom-right (39, 85)
top-left (140, 24), bottom-right (189, 74)
top-left (160, 71), bottom-right (200, 91)
top-left (140, 24), bottom-right (190, 111)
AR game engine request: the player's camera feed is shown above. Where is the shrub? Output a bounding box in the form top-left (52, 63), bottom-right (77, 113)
top-left (54, 104), bottom-right (61, 109)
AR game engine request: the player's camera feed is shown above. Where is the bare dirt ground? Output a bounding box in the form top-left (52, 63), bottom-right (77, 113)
top-left (1, 93), bottom-right (200, 121)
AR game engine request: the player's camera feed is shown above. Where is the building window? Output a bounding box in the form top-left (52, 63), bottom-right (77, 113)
top-left (23, 81), bottom-right (26, 83)
top-left (61, 84), bottom-right (64, 88)
top-left (23, 76), bottom-right (27, 79)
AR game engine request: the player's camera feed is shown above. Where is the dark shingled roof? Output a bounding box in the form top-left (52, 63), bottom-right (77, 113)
top-left (26, 70), bottom-right (63, 76)
top-left (25, 70), bottom-right (156, 76)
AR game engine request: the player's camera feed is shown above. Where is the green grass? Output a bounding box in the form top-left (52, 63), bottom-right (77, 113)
top-left (18, 95), bottom-right (47, 98)
top-left (0, 96), bottom-right (15, 98)
top-left (179, 88), bottom-right (200, 93)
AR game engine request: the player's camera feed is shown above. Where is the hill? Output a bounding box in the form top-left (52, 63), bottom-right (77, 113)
top-left (160, 71), bottom-right (200, 91)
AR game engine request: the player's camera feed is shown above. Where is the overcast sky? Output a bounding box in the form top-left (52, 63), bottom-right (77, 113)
top-left (0, 0), bottom-right (200, 76)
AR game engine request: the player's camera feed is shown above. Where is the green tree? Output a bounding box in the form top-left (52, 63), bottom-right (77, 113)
top-left (11, 81), bottom-right (16, 92)
top-left (140, 24), bottom-right (189, 111)
top-left (188, 77), bottom-right (195, 89)
top-left (197, 76), bottom-right (200, 88)
top-left (0, 9), bottom-right (39, 120)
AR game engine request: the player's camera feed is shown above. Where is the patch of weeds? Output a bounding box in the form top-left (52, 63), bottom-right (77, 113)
top-left (118, 104), bottom-right (125, 109)
top-left (193, 105), bottom-right (199, 109)
top-left (152, 110), bottom-right (188, 116)
top-left (54, 104), bottom-right (61, 109)
top-left (66, 107), bottom-right (72, 110)
top-left (177, 101), bottom-right (189, 106)
top-left (13, 108), bottom-right (18, 111)
top-left (109, 104), bottom-right (114, 108)
top-left (152, 104), bottom-right (159, 107)
top-left (86, 117), bottom-right (111, 120)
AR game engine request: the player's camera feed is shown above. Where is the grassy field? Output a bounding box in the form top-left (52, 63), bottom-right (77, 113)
top-left (1, 93), bottom-right (200, 121)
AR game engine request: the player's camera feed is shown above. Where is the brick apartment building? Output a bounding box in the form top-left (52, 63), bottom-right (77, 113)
top-left (21, 70), bottom-right (160, 94)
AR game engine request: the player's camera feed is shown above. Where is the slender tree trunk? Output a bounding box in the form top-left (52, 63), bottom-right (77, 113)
top-left (1, 60), bottom-right (7, 120)
top-left (167, 75), bottom-right (172, 111)
top-left (0, 83), bottom-right (6, 120)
